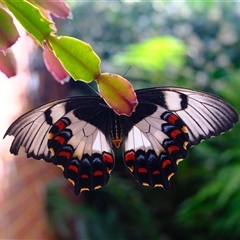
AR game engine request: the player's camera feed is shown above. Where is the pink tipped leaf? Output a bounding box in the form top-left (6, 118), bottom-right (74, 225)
top-left (0, 50), bottom-right (17, 78)
top-left (43, 47), bottom-right (70, 84)
top-left (0, 8), bottom-right (20, 51)
top-left (34, 0), bottom-right (72, 19)
top-left (96, 73), bottom-right (138, 116)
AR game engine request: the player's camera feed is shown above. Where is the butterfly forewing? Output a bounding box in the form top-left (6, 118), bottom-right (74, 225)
top-left (6, 100), bottom-right (67, 160)
top-left (136, 87), bottom-right (238, 146)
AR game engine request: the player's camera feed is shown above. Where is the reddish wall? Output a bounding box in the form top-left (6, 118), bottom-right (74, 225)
top-left (0, 153), bottom-right (61, 239)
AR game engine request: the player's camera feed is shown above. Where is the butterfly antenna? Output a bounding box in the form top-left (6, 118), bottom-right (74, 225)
top-left (123, 65), bottom-right (132, 77)
top-left (70, 16), bottom-right (87, 42)
top-left (85, 65), bottom-right (133, 95)
top-left (86, 82), bottom-right (100, 95)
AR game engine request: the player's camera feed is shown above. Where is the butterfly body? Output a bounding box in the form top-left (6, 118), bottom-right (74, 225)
top-left (4, 87), bottom-right (238, 195)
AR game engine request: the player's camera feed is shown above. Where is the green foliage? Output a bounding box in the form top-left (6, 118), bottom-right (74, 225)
top-left (112, 37), bottom-right (187, 72)
top-left (46, 176), bottom-right (163, 240)
top-left (176, 163), bottom-right (240, 238)
top-left (49, 35), bottom-right (101, 82)
top-left (2, 0), bottom-right (102, 83)
top-left (3, 0), bottom-right (54, 45)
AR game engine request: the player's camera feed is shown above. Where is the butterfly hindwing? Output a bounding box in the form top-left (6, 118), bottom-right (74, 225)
top-left (48, 114), bottom-right (114, 194)
top-left (124, 103), bottom-right (189, 189)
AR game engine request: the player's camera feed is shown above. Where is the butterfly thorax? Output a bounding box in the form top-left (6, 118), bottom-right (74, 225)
top-left (109, 113), bottom-right (125, 148)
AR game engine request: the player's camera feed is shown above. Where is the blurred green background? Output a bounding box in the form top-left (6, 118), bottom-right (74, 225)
top-left (37, 1), bottom-right (240, 239)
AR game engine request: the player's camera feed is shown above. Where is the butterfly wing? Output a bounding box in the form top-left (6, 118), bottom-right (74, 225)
top-left (4, 86), bottom-right (238, 193)
top-left (123, 102), bottom-right (189, 190)
top-left (123, 87), bottom-right (238, 189)
top-left (4, 96), bottom-right (115, 194)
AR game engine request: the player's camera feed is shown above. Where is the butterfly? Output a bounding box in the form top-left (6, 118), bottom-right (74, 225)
top-left (4, 87), bottom-right (238, 195)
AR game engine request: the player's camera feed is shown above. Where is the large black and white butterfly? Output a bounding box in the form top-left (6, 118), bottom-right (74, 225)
top-left (4, 87), bottom-right (238, 195)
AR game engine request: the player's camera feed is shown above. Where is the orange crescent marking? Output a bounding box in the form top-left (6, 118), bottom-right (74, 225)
top-left (128, 166), bottom-right (134, 172)
top-left (181, 126), bottom-right (188, 133)
top-left (68, 178), bottom-right (75, 186)
top-left (48, 132), bottom-right (54, 139)
top-left (94, 185), bottom-right (102, 190)
top-left (49, 148), bottom-right (55, 156)
top-left (167, 172), bottom-right (174, 180)
top-left (57, 164), bottom-right (64, 171)
top-left (112, 139), bottom-right (122, 148)
top-left (154, 183), bottom-right (163, 187)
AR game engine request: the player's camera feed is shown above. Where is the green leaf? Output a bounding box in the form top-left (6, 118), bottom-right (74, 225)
top-left (3, 0), bottom-right (54, 45)
top-left (48, 35), bottom-right (101, 82)
top-left (0, 8), bottom-right (19, 50)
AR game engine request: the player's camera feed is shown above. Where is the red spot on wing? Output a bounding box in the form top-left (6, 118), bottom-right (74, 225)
top-left (54, 135), bottom-right (66, 145)
top-left (81, 174), bottom-right (89, 179)
top-left (162, 159), bottom-right (172, 169)
top-left (167, 114), bottom-right (179, 125)
top-left (55, 120), bottom-right (67, 131)
top-left (93, 170), bottom-right (103, 176)
top-left (138, 167), bottom-right (148, 173)
top-left (124, 151), bottom-right (135, 161)
top-left (170, 129), bottom-right (182, 139)
top-left (102, 152), bottom-right (114, 174)
top-left (58, 150), bottom-right (71, 160)
top-left (68, 165), bottom-right (78, 173)
top-left (103, 152), bottom-right (114, 164)
top-left (152, 170), bottom-right (161, 175)
top-left (167, 145), bottom-right (180, 154)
